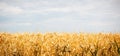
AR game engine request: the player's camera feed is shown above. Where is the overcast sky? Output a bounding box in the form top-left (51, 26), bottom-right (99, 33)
top-left (0, 0), bottom-right (120, 33)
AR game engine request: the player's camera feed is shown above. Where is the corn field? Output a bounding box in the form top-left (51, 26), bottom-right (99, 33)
top-left (0, 32), bottom-right (120, 56)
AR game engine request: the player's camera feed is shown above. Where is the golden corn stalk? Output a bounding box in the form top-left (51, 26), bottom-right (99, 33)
top-left (0, 32), bottom-right (120, 56)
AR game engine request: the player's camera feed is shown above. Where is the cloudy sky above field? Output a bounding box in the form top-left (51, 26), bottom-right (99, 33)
top-left (0, 0), bottom-right (120, 33)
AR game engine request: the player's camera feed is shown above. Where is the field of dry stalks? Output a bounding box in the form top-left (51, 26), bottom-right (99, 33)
top-left (0, 32), bottom-right (120, 56)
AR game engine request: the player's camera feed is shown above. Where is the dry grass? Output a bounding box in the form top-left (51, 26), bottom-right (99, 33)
top-left (0, 32), bottom-right (120, 56)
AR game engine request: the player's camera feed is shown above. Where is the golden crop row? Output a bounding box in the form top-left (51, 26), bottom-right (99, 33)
top-left (0, 32), bottom-right (120, 56)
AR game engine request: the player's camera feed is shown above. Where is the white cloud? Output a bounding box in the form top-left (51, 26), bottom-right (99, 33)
top-left (1, 0), bottom-right (119, 17)
top-left (0, 22), bottom-right (32, 27)
top-left (89, 21), bottom-right (114, 26)
top-left (22, 0), bottom-right (120, 18)
top-left (0, 2), bottom-right (24, 16)
top-left (22, 1), bottom-right (49, 8)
